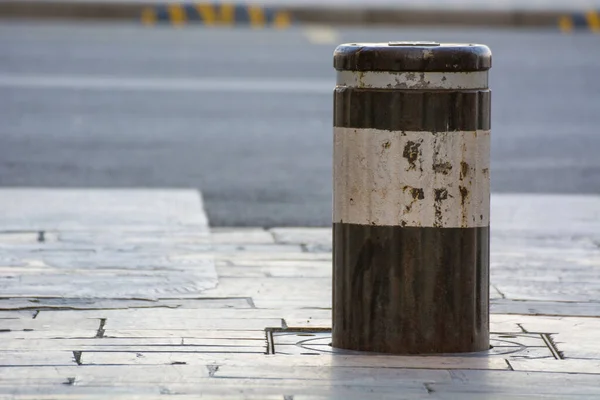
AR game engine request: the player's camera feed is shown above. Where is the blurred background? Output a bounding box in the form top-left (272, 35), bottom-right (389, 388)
top-left (0, 0), bottom-right (599, 227)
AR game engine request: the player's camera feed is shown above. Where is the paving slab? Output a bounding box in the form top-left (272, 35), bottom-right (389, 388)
top-left (0, 188), bottom-right (209, 231)
top-left (0, 189), bottom-right (217, 299)
top-left (1, 189), bottom-right (600, 398)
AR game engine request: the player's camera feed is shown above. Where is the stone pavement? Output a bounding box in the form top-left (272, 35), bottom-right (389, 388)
top-left (1, 188), bottom-right (600, 399)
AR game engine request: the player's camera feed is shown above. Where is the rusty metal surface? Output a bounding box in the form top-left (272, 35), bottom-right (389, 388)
top-left (334, 88), bottom-right (490, 131)
top-left (333, 128), bottom-right (490, 228)
top-left (332, 41), bottom-right (491, 354)
top-left (334, 43), bottom-right (492, 72)
top-left (332, 223), bottom-right (490, 354)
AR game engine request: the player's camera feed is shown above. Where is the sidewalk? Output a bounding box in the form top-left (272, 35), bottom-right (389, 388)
top-left (1, 188), bottom-right (600, 398)
top-left (0, 0), bottom-right (599, 29)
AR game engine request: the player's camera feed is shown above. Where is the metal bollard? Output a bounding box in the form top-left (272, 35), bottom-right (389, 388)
top-left (332, 42), bottom-right (491, 354)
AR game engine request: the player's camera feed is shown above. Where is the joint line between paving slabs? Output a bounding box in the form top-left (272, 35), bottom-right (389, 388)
top-left (265, 327), bottom-right (340, 355)
top-left (516, 323), bottom-right (529, 333)
top-left (492, 285), bottom-right (506, 299)
top-left (72, 351), bottom-right (83, 366)
top-left (0, 305), bottom-right (175, 312)
top-left (505, 359), bottom-right (514, 371)
top-left (62, 377), bottom-right (76, 386)
top-left (267, 228), bottom-right (278, 242)
top-left (246, 297), bottom-right (256, 308)
top-left (206, 364), bottom-right (220, 378)
top-left (95, 318), bottom-right (106, 338)
top-left (541, 333), bottom-right (564, 359)
top-left (424, 383), bottom-right (435, 394)
top-left (265, 328), bottom-right (276, 355)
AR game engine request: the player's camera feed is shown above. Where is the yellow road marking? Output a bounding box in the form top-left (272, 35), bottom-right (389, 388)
top-left (195, 4), bottom-right (216, 25)
top-left (168, 4), bottom-right (186, 27)
top-left (248, 6), bottom-right (265, 28)
top-left (273, 11), bottom-right (291, 29)
top-left (141, 7), bottom-right (156, 26)
top-left (586, 11), bottom-right (600, 32)
top-left (219, 3), bottom-right (235, 25)
top-left (558, 16), bottom-right (573, 33)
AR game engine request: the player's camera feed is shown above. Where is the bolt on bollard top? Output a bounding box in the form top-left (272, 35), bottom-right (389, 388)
top-left (332, 42), bottom-right (492, 354)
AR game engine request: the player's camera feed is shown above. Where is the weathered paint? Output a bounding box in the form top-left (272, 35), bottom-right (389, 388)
top-left (586, 10), bottom-right (600, 31)
top-left (248, 5), bottom-right (265, 27)
top-left (337, 70), bottom-right (488, 90)
top-left (195, 3), bottom-right (217, 25)
top-left (334, 88), bottom-right (490, 132)
top-left (140, 4), bottom-right (290, 27)
top-left (140, 7), bottom-right (156, 25)
top-left (332, 42), bottom-right (491, 355)
top-left (333, 43), bottom-right (492, 72)
top-left (332, 223), bottom-right (490, 354)
top-left (333, 128), bottom-right (490, 228)
top-left (167, 3), bottom-right (186, 26)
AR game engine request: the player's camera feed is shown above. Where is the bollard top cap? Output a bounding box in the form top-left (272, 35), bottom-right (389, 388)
top-left (334, 42), bottom-right (491, 72)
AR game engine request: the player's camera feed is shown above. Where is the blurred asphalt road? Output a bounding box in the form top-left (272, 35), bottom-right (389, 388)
top-left (1, 23), bottom-right (599, 226)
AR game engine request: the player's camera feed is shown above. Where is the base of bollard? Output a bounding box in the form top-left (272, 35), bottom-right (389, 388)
top-left (267, 328), bottom-right (502, 356)
top-left (332, 223), bottom-right (490, 356)
top-left (269, 328), bottom-right (562, 359)
top-left (331, 339), bottom-right (491, 356)
top-left (330, 340), bottom-right (493, 356)
top-left (329, 345), bottom-right (493, 357)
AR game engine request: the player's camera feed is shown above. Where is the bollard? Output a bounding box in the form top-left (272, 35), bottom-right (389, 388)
top-left (332, 42), bottom-right (491, 354)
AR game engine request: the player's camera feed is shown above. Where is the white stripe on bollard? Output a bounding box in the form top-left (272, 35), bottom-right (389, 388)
top-left (336, 70), bottom-right (489, 90)
top-left (333, 127), bottom-right (490, 228)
